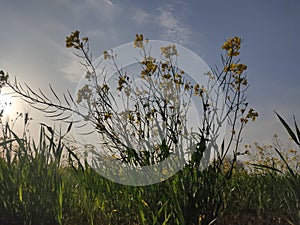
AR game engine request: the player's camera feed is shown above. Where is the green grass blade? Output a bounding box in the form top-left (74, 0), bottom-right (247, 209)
top-left (0, 139), bottom-right (15, 147)
top-left (274, 148), bottom-right (295, 177)
top-left (275, 112), bottom-right (300, 145)
top-left (293, 116), bottom-right (300, 146)
top-left (250, 163), bottom-right (283, 173)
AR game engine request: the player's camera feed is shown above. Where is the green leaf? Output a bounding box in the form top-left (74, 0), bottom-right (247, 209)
top-left (275, 112), bottom-right (300, 145)
top-left (293, 116), bottom-right (300, 146)
top-left (250, 163), bottom-right (283, 173)
top-left (274, 147), bottom-right (295, 177)
top-left (66, 121), bottom-right (73, 133)
top-left (19, 184), bottom-right (23, 203)
top-left (0, 139), bottom-right (15, 147)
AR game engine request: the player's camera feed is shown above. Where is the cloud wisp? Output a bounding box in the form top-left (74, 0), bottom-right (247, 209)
top-left (156, 5), bottom-right (191, 45)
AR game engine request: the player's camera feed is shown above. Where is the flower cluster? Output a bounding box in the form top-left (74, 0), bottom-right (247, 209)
top-left (101, 84), bottom-right (110, 92)
top-left (65, 30), bottom-right (88, 49)
top-left (222, 36), bottom-right (241, 56)
top-left (77, 84), bottom-right (93, 104)
top-left (117, 76), bottom-right (128, 91)
top-left (232, 75), bottom-right (248, 88)
top-left (224, 63), bottom-right (247, 75)
top-left (103, 50), bottom-right (111, 60)
top-left (193, 84), bottom-right (206, 97)
top-left (240, 108), bottom-right (258, 123)
top-left (67, 31), bottom-right (257, 169)
top-left (141, 57), bottom-right (158, 77)
top-left (222, 38), bottom-right (247, 89)
top-left (244, 137), bottom-right (300, 174)
top-left (160, 44), bottom-right (178, 58)
top-left (133, 34), bottom-right (145, 49)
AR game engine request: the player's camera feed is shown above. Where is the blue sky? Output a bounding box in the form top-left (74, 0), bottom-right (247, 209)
top-left (1, 0), bottom-right (300, 146)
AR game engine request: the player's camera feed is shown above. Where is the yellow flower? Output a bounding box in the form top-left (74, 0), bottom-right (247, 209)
top-left (103, 50), bottom-right (111, 60)
top-left (289, 149), bottom-right (296, 153)
top-left (65, 30), bottom-right (81, 49)
top-left (194, 83), bottom-right (200, 95)
top-left (162, 73), bottom-right (171, 79)
top-left (104, 112), bottom-right (112, 120)
top-left (184, 82), bottom-right (191, 91)
top-left (134, 34), bottom-right (144, 48)
top-left (222, 36), bottom-right (242, 57)
top-left (117, 76), bottom-right (127, 91)
top-left (101, 84), bottom-right (110, 92)
top-left (82, 37), bottom-right (89, 42)
top-left (161, 44), bottom-right (178, 58)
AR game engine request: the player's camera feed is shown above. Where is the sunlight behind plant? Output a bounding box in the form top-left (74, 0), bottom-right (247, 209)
top-left (0, 92), bottom-right (12, 117)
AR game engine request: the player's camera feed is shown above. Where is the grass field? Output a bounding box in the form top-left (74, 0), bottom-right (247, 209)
top-left (0, 120), bottom-right (299, 225)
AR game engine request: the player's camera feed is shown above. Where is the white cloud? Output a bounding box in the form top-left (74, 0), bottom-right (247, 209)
top-left (60, 51), bottom-right (86, 83)
top-left (105, 0), bottom-right (115, 6)
top-left (132, 9), bottom-right (150, 25)
top-left (156, 5), bottom-right (191, 45)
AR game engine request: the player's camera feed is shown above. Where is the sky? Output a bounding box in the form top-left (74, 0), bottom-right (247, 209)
top-left (0, 0), bottom-right (300, 148)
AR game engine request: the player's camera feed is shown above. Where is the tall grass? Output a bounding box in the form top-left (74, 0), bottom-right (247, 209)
top-left (0, 123), bottom-right (65, 225)
top-left (1, 117), bottom-right (300, 225)
top-left (249, 113), bottom-right (300, 224)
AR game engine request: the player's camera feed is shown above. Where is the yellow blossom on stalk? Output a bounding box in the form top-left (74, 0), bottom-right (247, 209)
top-left (141, 57), bottom-right (158, 76)
top-left (204, 71), bottom-right (214, 80)
top-left (224, 63), bottom-right (247, 75)
top-left (65, 30), bottom-right (81, 49)
top-left (242, 79), bottom-right (248, 86)
top-left (246, 108), bottom-right (258, 121)
top-left (128, 113), bottom-right (135, 122)
top-left (162, 73), bottom-right (171, 79)
top-left (77, 84), bottom-right (92, 104)
top-left (174, 77), bottom-right (182, 86)
top-left (240, 108), bottom-right (258, 123)
top-left (160, 44), bottom-right (178, 58)
top-left (117, 76), bottom-right (127, 91)
top-left (134, 34), bottom-right (144, 48)
top-left (101, 84), bottom-right (110, 92)
top-left (240, 118), bottom-right (248, 123)
top-left (136, 112), bottom-right (141, 124)
top-left (184, 82), bottom-right (191, 91)
top-left (222, 36), bottom-right (241, 56)
top-left (224, 63), bottom-right (236, 73)
top-left (200, 85), bottom-right (207, 94)
top-left (193, 83), bottom-right (204, 97)
top-left (235, 64), bottom-right (247, 74)
top-left (161, 62), bottom-right (169, 72)
top-left (103, 50), bottom-right (111, 60)
top-left (82, 37), bottom-right (89, 42)
top-left (104, 112), bottom-right (112, 120)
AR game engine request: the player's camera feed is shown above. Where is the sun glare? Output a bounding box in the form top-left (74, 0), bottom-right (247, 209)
top-left (0, 93), bottom-right (13, 116)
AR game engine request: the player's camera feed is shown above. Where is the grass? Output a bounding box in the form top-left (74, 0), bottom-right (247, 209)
top-left (0, 120), bottom-right (299, 225)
